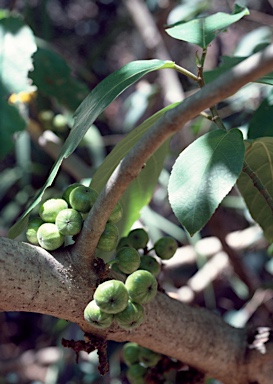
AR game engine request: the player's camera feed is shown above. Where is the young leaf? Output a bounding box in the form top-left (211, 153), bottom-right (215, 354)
top-left (91, 103), bottom-right (179, 236)
top-left (237, 138), bottom-right (273, 242)
top-left (0, 14), bottom-right (36, 98)
top-left (165, 6), bottom-right (249, 48)
top-left (8, 59), bottom-right (174, 239)
top-left (168, 129), bottom-right (245, 236)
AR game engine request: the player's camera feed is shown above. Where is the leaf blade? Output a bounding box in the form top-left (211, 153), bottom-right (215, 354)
top-left (168, 129), bottom-right (245, 235)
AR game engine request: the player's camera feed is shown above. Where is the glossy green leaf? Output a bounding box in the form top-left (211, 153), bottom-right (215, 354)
top-left (8, 59), bottom-right (174, 238)
top-left (204, 55), bottom-right (273, 86)
top-left (165, 6), bottom-right (249, 48)
top-left (248, 91), bottom-right (273, 139)
top-left (29, 47), bottom-right (89, 110)
top-left (168, 129), bottom-right (245, 236)
top-left (91, 103), bottom-right (179, 236)
top-left (237, 138), bottom-right (273, 242)
top-left (0, 14), bottom-right (36, 97)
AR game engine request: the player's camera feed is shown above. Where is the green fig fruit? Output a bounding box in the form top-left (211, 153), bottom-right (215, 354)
top-left (125, 270), bottom-right (157, 305)
top-left (62, 183), bottom-right (83, 205)
top-left (139, 347), bottom-right (161, 367)
top-left (37, 223), bottom-right (65, 251)
top-left (154, 237), bottom-right (178, 260)
top-left (122, 342), bottom-right (141, 366)
top-left (84, 300), bottom-right (113, 329)
top-left (26, 217), bottom-right (44, 245)
top-left (139, 255), bottom-right (161, 277)
top-left (126, 364), bottom-right (147, 383)
top-left (108, 201), bottom-right (123, 223)
top-left (114, 247), bottom-right (140, 274)
top-left (115, 301), bottom-right (144, 330)
top-left (55, 208), bottom-right (83, 236)
top-left (117, 236), bottom-right (133, 251)
top-left (94, 280), bottom-right (129, 314)
top-left (97, 222), bottom-right (119, 252)
top-left (128, 228), bottom-right (149, 249)
top-left (69, 185), bottom-right (98, 213)
top-left (39, 198), bottom-right (68, 223)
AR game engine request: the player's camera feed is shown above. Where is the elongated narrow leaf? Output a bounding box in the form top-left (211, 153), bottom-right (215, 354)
top-left (237, 138), bottom-right (273, 241)
top-left (91, 103), bottom-right (179, 235)
top-left (168, 129), bottom-right (245, 236)
top-left (0, 13), bottom-right (36, 97)
top-left (8, 59), bottom-right (175, 238)
top-left (165, 6), bottom-right (249, 48)
top-left (248, 91), bottom-right (273, 139)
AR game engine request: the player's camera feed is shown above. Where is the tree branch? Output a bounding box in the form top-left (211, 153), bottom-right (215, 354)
top-left (1, 236), bottom-right (273, 383)
top-left (74, 43), bottom-right (273, 262)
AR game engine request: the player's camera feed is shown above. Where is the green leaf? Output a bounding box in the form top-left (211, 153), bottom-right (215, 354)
top-left (165, 6), bottom-right (249, 48)
top-left (91, 103), bottom-right (179, 236)
top-left (0, 100), bottom-right (26, 159)
top-left (204, 55), bottom-right (273, 86)
top-left (29, 47), bottom-right (89, 110)
top-left (237, 138), bottom-right (273, 242)
top-left (0, 14), bottom-right (36, 97)
top-left (168, 129), bottom-right (245, 236)
top-left (248, 91), bottom-right (273, 139)
top-left (8, 59), bottom-right (174, 238)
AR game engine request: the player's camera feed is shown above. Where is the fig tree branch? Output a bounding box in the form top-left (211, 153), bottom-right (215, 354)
top-left (75, 43), bottom-right (273, 262)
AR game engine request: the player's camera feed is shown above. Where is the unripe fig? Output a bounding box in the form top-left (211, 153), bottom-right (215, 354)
top-left (62, 183), bottom-right (83, 205)
top-left (53, 114), bottom-right (67, 132)
top-left (84, 300), bottom-right (113, 329)
top-left (110, 263), bottom-right (126, 277)
top-left (115, 301), bottom-right (144, 330)
top-left (126, 364), bottom-right (147, 383)
top-left (125, 270), bottom-right (157, 305)
top-left (55, 208), bottom-right (83, 236)
top-left (154, 237), bottom-right (178, 260)
top-left (114, 247), bottom-right (140, 274)
top-left (108, 201), bottom-right (123, 223)
top-left (122, 342), bottom-right (141, 366)
top-left (94, 280), bottom-right (129, 314)
top-left (139, 347), bottom-right (161, 367)
top-left (69, 185), bottom-right (98, 213)
top-left (39, 198), bottom-right (68, 223)
top-left (117, 236), bottom-right (133, 251)
top-left (139, 255), bottom-right (161, 277)
top-left (37, 223), bottom-right (65, 250)
top-left (26, 217), bottom-right (44, 245)
top-left (97, 222), bottom-right (119, 252)
top-left (128, 228), bottom-right (149, 249)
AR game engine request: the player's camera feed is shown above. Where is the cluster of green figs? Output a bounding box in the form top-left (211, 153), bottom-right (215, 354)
top-left (25, 182), bottom-right (178, 332)
top-left (25, 182), bottom-right (122, 251)
top-left (84, 227), bottom-right (178, 331)
top-left (122, 342), bottom-right (162, 384)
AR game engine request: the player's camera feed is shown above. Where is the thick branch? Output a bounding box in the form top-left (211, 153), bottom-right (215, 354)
top-left (75, 43), bottom-right (273, 261)
top-left (1, 236), bottom-right (273, 383)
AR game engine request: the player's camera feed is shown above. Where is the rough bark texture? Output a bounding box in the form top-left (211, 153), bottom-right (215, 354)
top-left (2, 45), bottom-right (273, 383)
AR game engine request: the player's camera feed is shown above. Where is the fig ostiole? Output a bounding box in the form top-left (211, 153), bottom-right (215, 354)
top-left (115, 300), bottom-right (144, 330)
top-left (39, 198), bottom-right (68, 223)
top-left (125, 270), bottom-right (158, 305)
top-left (37, 223), bottom-right (65, 251)
top-left (84, 300), bottom-right (113, 329)
top-left (154, 237), bottom-right (178, 260)
top-left (55, 208), bottom-right (83, 236)
top-left (94, 280), bottom-right (129, 314)
top-left (128, 228), bottom-right (149, 249)
top-left (26, 217), bottom-right (44, 245)
top-left (96, 222), bottom-right (119, 252)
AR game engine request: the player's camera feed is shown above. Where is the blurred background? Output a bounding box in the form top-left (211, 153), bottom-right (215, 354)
top-left (1, 0), bottom-right (273, 383)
